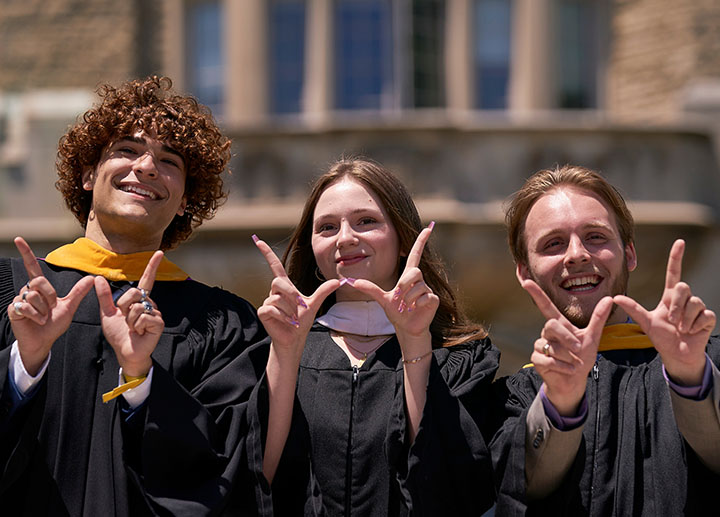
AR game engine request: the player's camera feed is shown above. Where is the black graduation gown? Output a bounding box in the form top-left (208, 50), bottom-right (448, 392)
top-left (0, 257), bottom-right (265, 516)
top-left (489, 338), bottom-right (720, 516)
top-left (235, 325), bottom-right (499, 516)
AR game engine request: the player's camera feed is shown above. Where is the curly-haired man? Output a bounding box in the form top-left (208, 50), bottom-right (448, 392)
top-left (0, 77), bottom-right (265, 516)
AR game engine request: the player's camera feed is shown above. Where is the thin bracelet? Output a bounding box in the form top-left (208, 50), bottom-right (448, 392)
top-left (402, 350), bottom-right (432, 365)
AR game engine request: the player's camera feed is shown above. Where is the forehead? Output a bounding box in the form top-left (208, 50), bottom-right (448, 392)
top-left (314, 178), bottom-right (383, 214)
top-left (524, 186), bottom-right (619, 240)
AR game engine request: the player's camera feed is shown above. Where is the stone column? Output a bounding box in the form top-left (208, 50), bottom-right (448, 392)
top-left (445, 0), bottom-right (474, 111)
top-left (508, 0), bottom-right (555, 112)
top-left (224, 0), bottom-right (268, 126)
top-left (162, 0), bottom-right (185, 90)
top-left (302, 0), bottom-right (333, 124)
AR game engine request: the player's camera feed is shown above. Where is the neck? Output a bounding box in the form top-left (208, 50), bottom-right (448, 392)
top-left (605, 305), bottom-right (629, 326)
top-left (85, 219), bottom-right (164, 254)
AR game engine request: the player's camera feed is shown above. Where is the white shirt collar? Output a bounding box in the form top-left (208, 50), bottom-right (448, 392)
top-left (316, 301), bottom-right (395, 336)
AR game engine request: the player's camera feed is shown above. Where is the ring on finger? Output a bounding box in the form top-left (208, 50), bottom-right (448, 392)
top-left (21, 290), bottom-right (29, 302)
top-left (542, 343), bottom-right (551, 356)
top-left (140, 288), bottom-right (149, 302)
top-left (141, 300), bottom-right (153, 314)
top-left (13, 301), bottom-right (23, 316)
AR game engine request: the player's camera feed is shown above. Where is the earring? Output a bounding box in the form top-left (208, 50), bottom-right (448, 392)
top-left (315, 267), bottom-right (325, 281)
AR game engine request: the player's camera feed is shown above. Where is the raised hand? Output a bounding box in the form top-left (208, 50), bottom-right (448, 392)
top-left (614, 239), bottom-right (715, 386)
top-left (253, 235), bottom-right (340, 361)
top-left (522, 279), bottom-right (613, 415)
top-left (348, 223), bottom-right (439, 357)
top-left (7, 237), bottom-right (94, 376)
top-left (94, 251), bottom-right (165, 377)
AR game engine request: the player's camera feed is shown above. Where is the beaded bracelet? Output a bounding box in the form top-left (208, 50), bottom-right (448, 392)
top-left (402, 350), bottom-right (432, 365)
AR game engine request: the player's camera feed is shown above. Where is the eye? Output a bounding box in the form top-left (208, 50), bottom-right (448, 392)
top-left (543, 238), bottom-right (563, 250)
top-left (118, 146), bottom-right (138, 155)
top-left (161, 157), bottom-right (182, 169)
top-left (358, 217), bottom-right (377, 225)
top-left (316, 222), bottom-right (337, 233)
top-left (586, 232), bottom-right (607, 243)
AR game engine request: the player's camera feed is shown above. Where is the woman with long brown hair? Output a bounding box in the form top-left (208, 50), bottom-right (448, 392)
top-left (243, 158), bottom-right (498, 515)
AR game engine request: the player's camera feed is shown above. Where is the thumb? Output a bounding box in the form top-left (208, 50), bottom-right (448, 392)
top-left (613, 295), bottom-right (651, 331)
top-left (310, 279), bottom-right (342, 308)
top-left (93, 276), bottom-right (117, 317)
top-left (63, 276), bottom-right (95, 314)
top-left (344, 278), bottom-right (387, 304)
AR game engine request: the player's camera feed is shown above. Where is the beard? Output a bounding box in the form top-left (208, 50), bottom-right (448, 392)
top-left (530, 259), bottom-right (630, 328)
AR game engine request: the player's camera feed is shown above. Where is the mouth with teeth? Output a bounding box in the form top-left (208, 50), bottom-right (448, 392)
top-left (119, 184), bottom-right (159, 200)
top-left (561, 274), bottom-right (602, 292)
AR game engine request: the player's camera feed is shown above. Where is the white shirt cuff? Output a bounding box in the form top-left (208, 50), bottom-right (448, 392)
top-left (10, 340), bottom-right (50, 395)
top-left (118, 366), bottom-right (153, 409)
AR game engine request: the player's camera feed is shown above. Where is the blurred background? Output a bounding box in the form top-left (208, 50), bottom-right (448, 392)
top-left (1, 0), bottom-right (720, 374)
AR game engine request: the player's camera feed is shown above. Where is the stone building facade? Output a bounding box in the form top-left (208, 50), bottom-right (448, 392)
top-left (1, 0), bottom-right (720, 372)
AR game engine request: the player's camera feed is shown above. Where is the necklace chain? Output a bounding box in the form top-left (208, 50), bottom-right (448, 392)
top-left (333, 332), bottom-right (392, 363)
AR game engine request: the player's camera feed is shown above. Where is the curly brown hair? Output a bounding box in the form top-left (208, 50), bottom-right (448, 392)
top-left (56, 76), bottom-right (231, 250)
top-left (283, 157), bottom-right (488, 348)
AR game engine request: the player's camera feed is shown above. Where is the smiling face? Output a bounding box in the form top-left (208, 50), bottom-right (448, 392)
top-left (311, 178), bottom-right (401, 300)
top-left (81, 130), bottom-right (187, 252)
top-left (517, 186), bottom-right (637, 327)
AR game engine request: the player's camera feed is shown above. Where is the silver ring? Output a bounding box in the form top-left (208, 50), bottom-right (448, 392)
top-left (21, 290), bottom-right (29, 302)
top-left (543, 343), bottom-right (551, 357)
top-left (25, 281), bottom-right (31, 290)
top-left (141, 300), bottom-right (153, 314)
top-left (140, 288), bottom-right (148, 302)
top-left (13, 302), bottom-right (23, 316)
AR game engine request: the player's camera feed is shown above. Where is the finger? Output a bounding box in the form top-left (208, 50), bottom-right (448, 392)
top-left (668, 282), bottom-right (691, 327)
top-left (310, 279), bottom-right (342, 308)
top-left (541, 320), bottom-right (582, 353)
top-left (133, 313), bottom-right (164, 336)
top-left (680, 296), bottom-right (706, 333)
top-left (14, 237), bottom-right (44, 280)
top-left (263, 293), bottom-right (300, 324)
top-left (613, 295), bottom-right (650, 331)
top-left (128, 302), bottom-right (160, 334)
top-left (28, 277), bottom-right (58, 310)
top-left (520, 279), bottom-right (566, 322)
top-left (664, 239), bottom-right (685, 291)
top-left (584, 296), bottom-right (614, 346)
top-left (253, 235), bottom-right (288, 279)
top-left (21, 289), bottom-right (49, 317)
top-left (689, 309), bottom-right (716, 335)
top-left (531, 353), bottom-right (577, 375)
top-left (404, 223), bottom-right (434, 271)
top-left (94, 276), bottom-right (119, 318)
top-left (10, 298), bottom-right (45, 325)
top-left (257, 304), bottom-right (299, 328)
top-left (137, 251), bottom-right (164, 293)
top-left (62, 275), bottom-right (95, 315)
top-left (343, 278), bottom-right (387, 304)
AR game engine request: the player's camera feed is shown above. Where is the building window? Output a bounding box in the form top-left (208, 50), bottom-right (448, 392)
top-left (334, 0), bottom-right (394, 110)
top-left (269, 0), bottom-right (306, 114)
top-left (185, 1), bottom-right (224, 115)
top-left (474, 0), bottom-right (512, 109)
top-left (556, 0), bottom-right (599, 108)
top-left (412, 0), bottom-right (445, 108)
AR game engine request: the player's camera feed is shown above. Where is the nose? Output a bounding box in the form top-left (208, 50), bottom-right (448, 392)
top-left (133, 151), bottom-right (158, 178)
top-left (564, 235), bottom-right (590, 266)
top-left (336, 220), bottom-right (358, 248)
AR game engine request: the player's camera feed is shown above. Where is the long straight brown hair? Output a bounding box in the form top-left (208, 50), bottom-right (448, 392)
top-left (282, 158), bottom-right (487, 348)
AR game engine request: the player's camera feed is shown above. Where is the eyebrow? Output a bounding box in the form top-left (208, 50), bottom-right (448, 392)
top-left (117, 135), bottom-right (185, 161)
top-left (314, 207), bottom-right (383, 220)
top-left (534, 222), bottom-right (614, 243)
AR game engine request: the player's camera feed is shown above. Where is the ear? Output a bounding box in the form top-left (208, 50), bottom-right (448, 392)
top-left (516, 262), bottom-right (531, 284)
top-left (625, 241), bottom-right (637, 272)
top-left (81, 168), bottom-right (95, 191)
top-left (176, 196), bottom-right (187, 217)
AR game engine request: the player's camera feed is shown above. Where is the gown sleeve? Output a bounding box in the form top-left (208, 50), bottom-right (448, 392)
top-left (120, 291), bottom-right (268, 516)
top-left (387, 337), bottom-right (500, 516)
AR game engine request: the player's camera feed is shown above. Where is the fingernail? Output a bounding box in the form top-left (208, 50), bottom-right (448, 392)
top-left (428, 221), bottom-right (435, 230)
top-left (345, 278), bottom-right (356, 286)
top-left (398, 300), bottom-right (405, 313)
top-left (251, 234), bottom-right (259, 243)
top-left (296, 295), bottom-right (308, 309)
top-left (393, 288), bottom-right (401, 300)
top-left (289, 317), bottom-right (299, 327)
top-left (339, 278), bottom-right (348, 287)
